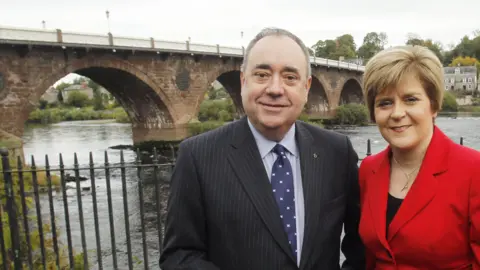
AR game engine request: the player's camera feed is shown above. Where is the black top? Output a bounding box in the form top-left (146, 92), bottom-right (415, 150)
top-left (386, 193), bottom-right (403, 235)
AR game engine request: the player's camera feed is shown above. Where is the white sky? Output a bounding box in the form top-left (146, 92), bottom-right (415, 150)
top-left (1, 0), bottom-right (479, 83)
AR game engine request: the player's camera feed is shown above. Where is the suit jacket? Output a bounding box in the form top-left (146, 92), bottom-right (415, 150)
top-left (358, 126), bottom-right (480, 269)
top-left (159, 116), bottom-right (366, 270)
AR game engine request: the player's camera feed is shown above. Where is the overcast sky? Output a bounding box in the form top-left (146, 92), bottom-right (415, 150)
top-left (2, 0), bottom-right (479, 51)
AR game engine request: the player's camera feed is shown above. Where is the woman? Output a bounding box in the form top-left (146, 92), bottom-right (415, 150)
top-left (358, 45), bottom-right (480, 269)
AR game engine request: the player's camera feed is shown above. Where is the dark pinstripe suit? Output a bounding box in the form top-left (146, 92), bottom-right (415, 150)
top-left (160, 116), bottom-right (365, 270)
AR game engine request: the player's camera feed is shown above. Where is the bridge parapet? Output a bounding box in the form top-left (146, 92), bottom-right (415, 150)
top-left (0, 25), bottom-right (364, 72)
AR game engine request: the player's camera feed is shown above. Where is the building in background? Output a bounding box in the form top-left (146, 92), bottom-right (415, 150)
top-left (443, 66), bottom-right (478, 92)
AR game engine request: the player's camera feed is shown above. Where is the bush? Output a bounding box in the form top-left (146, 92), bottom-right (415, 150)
top-left (27, 107), bottom-right (131, 124)
top-left (442, 91), bottom-right (458, 112)
top-left (198, 99), bottom-right (236, 122)
top-left (187, 121), bottom-right (225, 136)
top-left (332, 104), bottom-right (369, 126)
top-left (114, 107), bottom-right (131, 123)
top-left (65, 91), bottom-right (91, 108)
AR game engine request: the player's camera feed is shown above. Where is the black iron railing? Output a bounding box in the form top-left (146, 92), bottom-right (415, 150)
top-left (0, 148), bottom-right (174, 270)
top-left (0, 136), bottom-right (466, 269)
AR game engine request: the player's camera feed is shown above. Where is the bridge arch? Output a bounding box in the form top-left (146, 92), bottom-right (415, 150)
top-left (339, 77), bottom-right (364, 106)
top-left (305, 75), bottom-right (330, 118)
top-left (193, 69), bottom-right (243, 122)
top-left (215, 70), bottom-right (243, 115)
top-left (35, 57), bottom-right (176, 129)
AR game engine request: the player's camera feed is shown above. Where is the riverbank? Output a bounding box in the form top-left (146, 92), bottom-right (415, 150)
top-left (27, 106), bottom-right (130, 124)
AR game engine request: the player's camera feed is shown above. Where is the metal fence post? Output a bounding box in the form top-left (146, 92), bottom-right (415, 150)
top-left (366, 139), bottom-right (372, 156)
top-left (0, 148), bottom-right (21, 270)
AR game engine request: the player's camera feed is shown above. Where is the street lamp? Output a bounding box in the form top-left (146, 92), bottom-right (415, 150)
top-left (106, 10), bottom-right (111, 33)
top-left (241, 31), bottom-right (244, 47)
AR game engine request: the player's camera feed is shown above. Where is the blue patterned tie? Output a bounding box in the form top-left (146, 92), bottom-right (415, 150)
top-left (271, 144), bottom-right (297, 258)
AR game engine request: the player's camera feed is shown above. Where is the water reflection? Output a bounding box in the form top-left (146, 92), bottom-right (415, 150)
top-left (23, 120), bottom-right (136, 167)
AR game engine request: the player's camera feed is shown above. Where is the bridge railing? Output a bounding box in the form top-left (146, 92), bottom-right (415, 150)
top-left (0, 25), bottom-right (364, 72)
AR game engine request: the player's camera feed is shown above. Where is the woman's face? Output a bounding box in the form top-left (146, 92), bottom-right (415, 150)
top-left (373, 75), bottom-right (437, 151)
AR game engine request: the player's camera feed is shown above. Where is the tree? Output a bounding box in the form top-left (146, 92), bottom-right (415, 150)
top-left (449, 56), bottom-right (478, 66)
top-left (404, 34), bottom-right (445, 63)
top-left (442, 91), bottom-right (458, 112)
top-left (449, 56), bottom-right (480, 76)
top-left (66, 91), bottom-right (90, 108)
top-left (333, 34), bottom-right (356, 59)
top-left (55, 82), bottom-right (71, 103)
top-left (312, 39), bottom-right (337, 58)
top-left (311, 34), bottom-right (356, 60)
top-left (357, 32), bottom-right (388, 61)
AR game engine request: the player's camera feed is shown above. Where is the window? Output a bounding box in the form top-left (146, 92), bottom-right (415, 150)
top-left (468, 77), bottom-right (473, 82)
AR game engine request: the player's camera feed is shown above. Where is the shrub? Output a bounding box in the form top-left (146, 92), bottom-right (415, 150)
top-left (442, 91), bottom-right (458, 112)
top-left (332, 104), bottom-right (369, 126)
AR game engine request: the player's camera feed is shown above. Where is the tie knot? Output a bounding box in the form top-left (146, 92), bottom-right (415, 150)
top-left (272, 144), bottom-right (287, 157)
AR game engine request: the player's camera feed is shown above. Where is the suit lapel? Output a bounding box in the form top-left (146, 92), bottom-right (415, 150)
top-left (296, 122), bottom-right (325, 269)
top-left (367, 149), bottom-right (392, 251)
top-left (227, 117), bottom-right (296, 263)
top-left (387, 126), bottom-right (449, 241)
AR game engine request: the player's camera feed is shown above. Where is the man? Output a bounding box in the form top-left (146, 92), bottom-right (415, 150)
top-left (159, 27), bottom-right (365, 270)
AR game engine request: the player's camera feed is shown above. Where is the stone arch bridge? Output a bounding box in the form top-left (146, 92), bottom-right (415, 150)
top-left (0, 26), bottom-right (364, 145)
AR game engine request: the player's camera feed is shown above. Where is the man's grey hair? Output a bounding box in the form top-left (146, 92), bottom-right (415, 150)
top-left (241, 27), bottom-right (312, 78)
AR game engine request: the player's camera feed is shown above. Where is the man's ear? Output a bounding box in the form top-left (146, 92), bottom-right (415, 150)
top-left (240, 71), bottom-right (246, 87)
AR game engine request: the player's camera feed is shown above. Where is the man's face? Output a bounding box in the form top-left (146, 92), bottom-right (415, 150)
top-left (240, 35), bottom-right (311, 139)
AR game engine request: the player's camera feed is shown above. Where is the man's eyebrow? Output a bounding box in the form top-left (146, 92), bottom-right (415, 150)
top-left (253, 64), bottom-right (300, 74)
top-left (283, 66), bottom-right (299, 74)
top-left (254, 64), bottom-right (272, 71)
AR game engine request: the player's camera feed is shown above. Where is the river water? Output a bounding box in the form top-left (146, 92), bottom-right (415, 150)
top-left (20, 116), bottom-right (480, 269)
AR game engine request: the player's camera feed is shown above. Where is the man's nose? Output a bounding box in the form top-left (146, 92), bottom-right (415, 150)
top-left (265, 74), bottom-right (284, 95)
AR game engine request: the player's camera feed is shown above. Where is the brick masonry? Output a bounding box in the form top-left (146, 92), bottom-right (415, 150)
top-left (0, 44), bottom-right (363, 144)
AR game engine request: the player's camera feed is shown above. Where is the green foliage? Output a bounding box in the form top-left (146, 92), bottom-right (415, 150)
top-left (309, 29), bottom-right (479, 68)
top-left (442, 91), bottom-right (458, 112)
top-left (187, 121), bottom-right (225, 136)
top-left (198, 99), bottom-right (236, 122)
top-left (114, 107), bottom-right (131, 123)
top-left (357, 32), bottom-right (388, 61)
top-left (471, 98), bottom-right (480, 106)
top-left (312, 34), bottom-right (357, 60)
top-left (38, 99), bottom-right (48, 110)
top-left (331, 104), bottom-right (369, 126)
top-left (65, 91), bottom-right (91, 108)
top-left (297, 112), bottom-right (309, 122)
top-left (27, 107), bottom-right (130, 124)
top-left (0, 154), bottom-right (86, 269)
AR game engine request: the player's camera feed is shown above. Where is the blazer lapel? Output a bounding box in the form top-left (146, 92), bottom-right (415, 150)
top-left (367, 148), bottom-right (392, 251)
top-left (387, 126), bottom-right (449, 242)
top-left (227, 117), bottom-right (296, 263)
top-left (296, 122), bottom-right (326, 269)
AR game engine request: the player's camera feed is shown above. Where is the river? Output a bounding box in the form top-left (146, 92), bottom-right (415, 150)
top-left (19, 116), bottom-right (480, 269)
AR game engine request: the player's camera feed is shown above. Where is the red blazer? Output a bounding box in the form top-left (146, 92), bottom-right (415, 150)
top-left (358, 126), bottom-right (480, 269)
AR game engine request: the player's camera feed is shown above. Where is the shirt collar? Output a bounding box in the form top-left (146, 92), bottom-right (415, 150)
top-left (247, 117), bottom-right (298, 159)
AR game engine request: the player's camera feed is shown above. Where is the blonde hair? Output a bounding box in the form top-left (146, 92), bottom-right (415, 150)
top-left (363, 45), bottom-right (445, 121)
